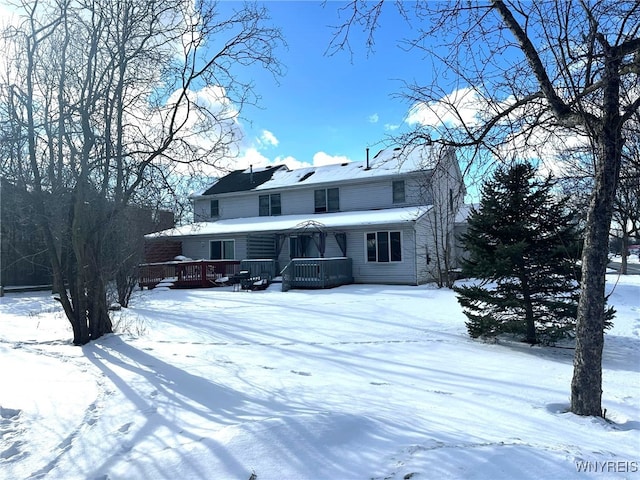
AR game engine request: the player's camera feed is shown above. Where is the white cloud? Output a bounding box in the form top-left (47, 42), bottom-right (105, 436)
top-left (243, 152), bottom-right (354, 171)
top-left (259, 130), bottom-right (279, 147)
top-left (230, 151), bottom-right (313, 173)
top-left (163, 85), bottom-right (241, 152)
top-left (312, 151), bottom-right (352, 167)
top-left (368, 113), bottom-right (379, 123)
top-left (499, 120), bottom-right (591, 178)
top-left (232, 147), bottom-right (272, 170)
top-left (403, 87), bottom-right (591, 174)
top-left (405, 87), bottom-right (487, 128)
top-left (384, 123), bottom-right (400, 131)
top-left (273, 155), bottom-right (310, 170)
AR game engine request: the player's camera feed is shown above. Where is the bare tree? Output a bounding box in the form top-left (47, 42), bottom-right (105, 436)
top-left (329, 0), bottom-right (640, 417)
top-left (613, 118), bottom-right (640, 273)
top-left (0, 0), bottom-right (283, 344)
top-left (556, 118), bottom-right (640, 274)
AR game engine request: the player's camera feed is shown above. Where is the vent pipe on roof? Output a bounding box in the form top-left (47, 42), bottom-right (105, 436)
top-left (365, 148), bottom-right (370, 170)
top-left (250, 164), bottom-right (254, 184)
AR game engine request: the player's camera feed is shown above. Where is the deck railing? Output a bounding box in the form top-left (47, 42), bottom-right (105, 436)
top-left (240, 259), bottom-right (278, 281)
top-left (138, 260), bottom-right (241, 289)
top-left (139, 257), bottom-right (353, 291)
top-left (281, 257), bottom-right (353, 292)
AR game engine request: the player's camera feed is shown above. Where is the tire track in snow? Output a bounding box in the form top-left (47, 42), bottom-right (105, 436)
top-left (154, 338), bottom-right (427, 347)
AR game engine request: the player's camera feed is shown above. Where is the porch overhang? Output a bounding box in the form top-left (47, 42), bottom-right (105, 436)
top-left (145, 205), bottom-right (433, 240)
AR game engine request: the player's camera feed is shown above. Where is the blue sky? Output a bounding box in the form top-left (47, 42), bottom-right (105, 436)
top-left (226, 1), bottom-right (433, 168)
top-left (0, 0), bottom-right (480, 173)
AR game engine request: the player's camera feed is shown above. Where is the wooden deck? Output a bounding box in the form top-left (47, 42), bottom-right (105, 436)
top-left (281, 257), bottom-right (353, 292)
top-left (138, 257), bottom-right (353, 292)
top-left (240, 259), bottom-right (278, 281)
top-left (138, 260), bottom-right (241, 289)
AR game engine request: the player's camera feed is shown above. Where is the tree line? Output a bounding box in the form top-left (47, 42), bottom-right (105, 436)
top-left (0, 0), bottom-right (283, 344)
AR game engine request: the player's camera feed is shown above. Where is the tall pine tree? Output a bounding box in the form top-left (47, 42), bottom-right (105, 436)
top-left (455, 162), bottom-right (583, 345)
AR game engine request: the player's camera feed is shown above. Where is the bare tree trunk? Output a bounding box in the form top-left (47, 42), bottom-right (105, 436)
top-left (571, 57), bottom-right (622, 414)
top-left (70, 187), bottom-right (92, 345)
top-left (620, 229), bottom-right (629, 275)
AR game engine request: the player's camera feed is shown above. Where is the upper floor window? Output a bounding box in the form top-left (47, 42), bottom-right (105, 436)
top-left (392, 180), bottom-right (406, 204)
top-left (210, 239), bottom-right (235, 260)
top-left (315, 187), bottom-right (339, 213)
top-left (210, 199), bottom-right (219, 218)
top-left (366, 231), bottom-right (402, 263)
top-left (259, 193), bottom-right (281, 216)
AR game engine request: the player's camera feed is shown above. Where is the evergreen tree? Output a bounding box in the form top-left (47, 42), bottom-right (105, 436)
top-left (455, 162), bottom-right (583, 345)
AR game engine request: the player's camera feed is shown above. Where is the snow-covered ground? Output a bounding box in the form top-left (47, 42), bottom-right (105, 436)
top-left (611, 254), bottom-right (640, 264)
top-left (1, 275), bottom-right (638, 480)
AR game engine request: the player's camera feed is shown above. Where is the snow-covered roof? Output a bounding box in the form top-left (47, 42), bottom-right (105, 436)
top-left (191, 145), bottom-right (444, 198)
top-left (255, 146), bottom-right (439, 191)
top-left (146, 205), bottom-right (432, 239)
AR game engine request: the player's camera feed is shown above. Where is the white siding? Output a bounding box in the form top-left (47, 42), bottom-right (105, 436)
top-left (219, 196), bottom-right (256, 219)
top-left (348, 225), bottom-right (418, 285)
top-left (193, 174), bottom-right (434, 222)
top-left (281, 189), bottom-right (314, 215)
top-left (283, 176), bottom-right (432, 214)
top-left (339, 181), bottom-right (394, 211)
top-left (193, 195), bottom-right (266, 221)
top-left (181, 235), bottom-right (247, 260)
top-left (415, 213), bottom-right (437, 284)
top-left (274, 225), bottom-right (419, 284)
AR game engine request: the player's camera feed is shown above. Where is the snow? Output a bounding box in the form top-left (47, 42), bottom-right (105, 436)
top-left (1, 274), bottom-right (638, 480)
top-left (252, 146), bottom-right (439, 190)
top-left (146, 205), bottom-right (431, 239)
top-left (611, 254), bottom-right (640, 265)
top-left (189, 146), bottom-right (442, 199)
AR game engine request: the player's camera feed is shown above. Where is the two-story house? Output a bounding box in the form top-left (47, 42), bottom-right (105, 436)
top-left (145, 144), bottom-right (466, 287)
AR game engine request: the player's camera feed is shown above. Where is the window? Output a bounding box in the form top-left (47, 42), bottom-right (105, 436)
top-left (314, 188), bottom-right (339, 213)
top-left (210, 199), bottom-right (219, 218)
top-left (271, 193), bottom-right (281, 215)
top-left (366, 231), bottom-right (402, 263)
top-left (392, 180), bottom-right (405, 204)
top-left (259, 193), bottom-right (281, 216)
top-left (210, 240), bottom-right (235, 260)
